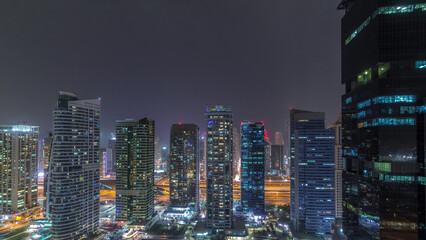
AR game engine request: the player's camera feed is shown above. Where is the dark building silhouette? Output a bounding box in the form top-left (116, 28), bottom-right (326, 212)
top-left (169, 123), bottom-right (199, 211)
top-left (271, 144), bottom-right (284, 172)
top-left (339, 1), bottom-right (426, 239)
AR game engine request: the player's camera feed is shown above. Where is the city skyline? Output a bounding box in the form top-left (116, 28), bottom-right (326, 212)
top-left (2, 1), bottom-right (425, 240)
top-left (0, 0), bottom-right (342, 146)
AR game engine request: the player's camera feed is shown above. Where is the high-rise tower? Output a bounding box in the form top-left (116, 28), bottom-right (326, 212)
top-left (205, 105), bottom-right (233, 231)
top-left (339, 1), bottom-right (426, 239)
top-left (107, 134), bottom-right (116, 175)
top-left (327, 115), bottom-right (344, 223)
top-left (169, 123), bottom-right (199, 210)
top-left (275, 131), bottom-right (284, 145)
top-left (290, 109), bottom-right (335, 234)
top-left (233, 127), bottom-right (241, 180)
top-left (47, 91), bottom-right (101, 240)
top-left (240, 121), bottom-right (265, 215)
top-left (0, 125), bottom-right (39, 215)
top-left (115, 118), bottom-right (155, 224)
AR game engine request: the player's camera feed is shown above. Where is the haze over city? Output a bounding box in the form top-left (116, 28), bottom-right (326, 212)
top-left (1, 1), bottom-right (425, 240)
top-left (0, 0), bottom-right (342, 145)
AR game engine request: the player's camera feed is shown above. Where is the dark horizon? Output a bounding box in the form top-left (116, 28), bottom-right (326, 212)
top-left (0, 0), bottom-right (343, 146)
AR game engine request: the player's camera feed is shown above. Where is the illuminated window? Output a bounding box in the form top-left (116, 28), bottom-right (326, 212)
top-left (345, 17), bottom-right (370, 45)
top-left (361, 118), bottom-right (415, 128)
top-left (378, 62), bottom-right (390, 77)
top-left (373, 95), bottom-right (416, 104)
top-left (415, 61), bottom-right (426, 69)
top-left (345, 4), bottom-right (426, 45)
top-left (357, 99), bottom-right (371, 109)
top-left (357, 68), bottom-right (372, 86)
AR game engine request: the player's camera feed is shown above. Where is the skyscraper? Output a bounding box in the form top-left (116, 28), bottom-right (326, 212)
top-left (290, 109), bottom-right (335, 234)
top-left (205, 105), bottom-right (233, 231)
top-left (327, 114), bottom-right (344, 223)
top-left (199, 132), bottom-right (207, 181)
top-left (100, 147), bottom-right (113, 179)
top-left (0, 125), bottom-right (39, 215)
top-left (283, 120), bottom-right (291, 176)
top-left (40, 134), bottom-right (53, 198)
top-left (339, 1), bottom-right (426, 239)
top-left (274, 131), bottom-right (284, 145)
top-left (169, 123), bottom-right (199, 210)
top-left (162, 146), bottom-right (169, 173)
top-left (115, 118), bottom-right (155, 224)
top-left (264, 137), bottom-right (271, 174)
top-left (154, 137), bottom-right (163, 173)
top-left (271, 144), bottom-right (284, 173)
top-left (107, 134), bottom-right (116, 174)
top-left (233, 127), bottom-right (241, 180)
top-left (47, 91), bottom-right (101, 240)
top-left (240, 121), bottom-right (265, 215)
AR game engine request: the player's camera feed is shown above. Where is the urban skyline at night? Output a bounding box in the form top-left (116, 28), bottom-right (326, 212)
top-left (1, 1), bottom-right (426, 240)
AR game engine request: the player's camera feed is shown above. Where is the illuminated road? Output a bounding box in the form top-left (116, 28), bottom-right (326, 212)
top-left (101, 176), bottom-right (290, 206)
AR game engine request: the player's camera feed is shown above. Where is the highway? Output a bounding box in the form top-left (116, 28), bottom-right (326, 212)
top-left (101, 176), bottom-right (290, 206)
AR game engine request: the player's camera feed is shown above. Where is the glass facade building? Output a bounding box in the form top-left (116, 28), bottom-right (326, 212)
top-left (290, 109), bottom-right (335, 234)
top-left (0, 125), bottom-right (39, 215)
top-left (47, 91), bottom-right (101, 240)
top-left (339, 0), bottom-right (426, 239)
top-left (328, 115), bottom-right (344, 222)
top-left (115, 118), bottom-right (155, 225)
top-left (205, 105), bottom-right (233, 231)
top-left (100, 147), bottom-right (113, 178)
top-left (240, 121), bottom-right (265, 215)
top-left (271, 144), bottom-right (284, 172)
top-left (169, 123), bottom-right (199, 210)
top-left (107, 134), bottom-right (116, 175)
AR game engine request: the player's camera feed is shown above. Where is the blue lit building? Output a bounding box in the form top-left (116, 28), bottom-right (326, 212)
top-left (290, 109), bottom-right (335, 235)
top-left (240, 121), bottom-right (265, 215)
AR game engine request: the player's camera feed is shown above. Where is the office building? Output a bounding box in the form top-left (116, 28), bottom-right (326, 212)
top-left (107, 134), bottom-right (116, 174)
top-left (46, 91), bottom-right (101, 240)
top-left (240, 121), bottom-right (265, 215)
top-left (169, 123), bottom-right (199, 210)
top-left (199, 132), bottom-right (207, 181)
top-left (205, 105), bottom-right (233, 231)
top-left (290, 109), bottom-right (335, 234)
top-left (328, 115), bottom-right (344, 222)
top-left (271, 144), bottom-right (284, 173)
top-left (39, 134), bottom-right (53, 198)
top-left (100, 147), bottom-right (113, 179)
top-left (338, 1), bottom-right (426, 239)
top-left (264, 137), bottom-right (271, 174)
top-left (275, 131), bottom-right (284, 145)
top-left (162, 146), bottom-right (169, 174)
top-left (0, 125), bottom-right (39, 215)
top-left (115, 118), bottom-right (155, 224)
top-left (233, 127), bottom-right (241, 180)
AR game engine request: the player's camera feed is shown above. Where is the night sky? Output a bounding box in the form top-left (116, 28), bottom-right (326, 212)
top-left (0, 0), bottom-right (343, 146)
